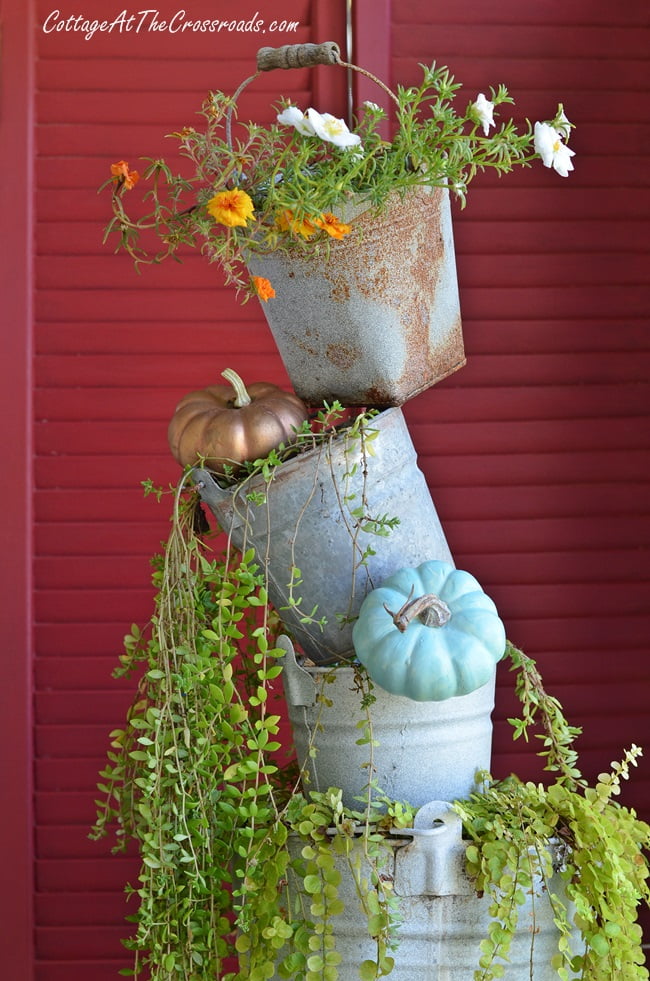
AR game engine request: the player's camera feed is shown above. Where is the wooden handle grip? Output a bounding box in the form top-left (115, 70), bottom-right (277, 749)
top-left (256, 41), bottom-right (341, 71)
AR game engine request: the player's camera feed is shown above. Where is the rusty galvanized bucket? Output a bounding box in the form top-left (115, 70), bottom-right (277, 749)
top-left (192, 407), bottom-right (454, 664)
top-left (247, 186), bottom-right (465, 407)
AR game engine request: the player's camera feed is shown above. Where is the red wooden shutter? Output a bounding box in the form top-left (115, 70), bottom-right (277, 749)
top-left (0, 2), bottom-right (35, 978)
top-left (16, 0), bottom-right (650, 975)
top-left (32, 1), bottom-right (346, 977)
top-left (374, 0), bottom-right (650, 805)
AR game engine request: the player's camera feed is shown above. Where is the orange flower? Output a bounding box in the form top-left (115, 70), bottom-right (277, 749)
top-left (110, 160), bottom-right (139, 190)
top-left (206, 188), bottom-right (255, 228)
top-left (252, 276), bottom-right (276, 303)
top-left (275, 209), bottom-right (318, 240)
top-left (314, 213), bottom-right (352, 240)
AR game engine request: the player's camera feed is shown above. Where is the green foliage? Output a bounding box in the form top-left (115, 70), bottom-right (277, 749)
top-left (90, 473), bottom-right (410, 980)
top-left (454, 642), bottom-right (650, 981)
top-left (91, 477), bottom-right (290, 978)
top-left (101, 63), bottom-right (571, 296)
top-left (92, 475), bottom-right (649, 980)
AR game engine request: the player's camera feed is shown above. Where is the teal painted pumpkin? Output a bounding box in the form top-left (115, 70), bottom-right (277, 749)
top-left (352, 560), bottom-right (506, 702)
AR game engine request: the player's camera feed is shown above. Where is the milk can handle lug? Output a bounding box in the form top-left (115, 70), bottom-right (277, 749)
top-left (277, 635), bottom-right (317, 707)
top-left (412, 800), bottom-right (462, 834)
top-left (394, 800), bottom-right (473, 897)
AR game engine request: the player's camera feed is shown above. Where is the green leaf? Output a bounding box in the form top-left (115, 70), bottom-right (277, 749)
top-left (359, 960), bottom-right (378, 981)
top-left (590, 932), bottom-right (610, 957)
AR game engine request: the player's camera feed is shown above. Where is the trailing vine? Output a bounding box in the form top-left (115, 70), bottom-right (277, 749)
top-left (91, 464), bottom-right (650, 981)
top-left (91, 475), bottom-right (291, 977)
top-left (90, 472), bottom-right (410, 981)
top-left (454, 642), bottom-right (650, 981)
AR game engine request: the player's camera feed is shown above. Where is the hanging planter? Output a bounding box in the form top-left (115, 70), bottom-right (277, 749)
top-left (103, 42), bottom-right (575, 407)
top-left (192, 407), bottom-right (454, 665)
top-left (247, 184), bottom-right (465, 406)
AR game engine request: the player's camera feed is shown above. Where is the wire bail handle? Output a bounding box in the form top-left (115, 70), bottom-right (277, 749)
top-left (226, 40), bottom-right (399, 149)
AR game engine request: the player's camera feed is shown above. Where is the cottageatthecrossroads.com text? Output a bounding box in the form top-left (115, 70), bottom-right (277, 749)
top-left (42, 9), bottom-right (301, 40)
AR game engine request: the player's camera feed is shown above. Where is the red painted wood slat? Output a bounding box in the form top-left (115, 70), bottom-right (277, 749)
top-left (390, 22), bottom-right (650, 59)
top-left (35, 890), bottom-right (132, 926)
top-left (393, 0), bottom-right (649, 27)
top-left (33, 317), bottom-right (650, 355)
top-left (34, 213), bottom-right (650, 255)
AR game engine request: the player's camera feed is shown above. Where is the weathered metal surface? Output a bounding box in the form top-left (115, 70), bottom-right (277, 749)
top-left (276, 801), bottom-right (582, 981)
top-left (247, 187), bottom-right (465, 407)
top-left (278, 801), bottom-right (581, 980)
top-left (280, 636), bottom-right (495, 807)
top-left (193, 407), bottom-right (454, 664)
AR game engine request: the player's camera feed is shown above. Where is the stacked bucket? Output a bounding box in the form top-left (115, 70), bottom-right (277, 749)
top-left (191, 185), bottom-right (525, 978)
top-left (192, 179), bottom-right (497, 807)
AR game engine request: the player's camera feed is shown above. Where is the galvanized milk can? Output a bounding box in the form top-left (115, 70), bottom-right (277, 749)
top-left (277, 801), bottom-right (580, 980)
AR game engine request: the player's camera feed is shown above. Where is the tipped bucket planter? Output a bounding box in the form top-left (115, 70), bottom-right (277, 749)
top-left (193, 407), bottom-right (453, 664)
top-left (277, 801), bottom-right (580, 980)
top-left (279, 636), bottom-right (496, 808)
top-left (247, 187), bottom-right (465, 407)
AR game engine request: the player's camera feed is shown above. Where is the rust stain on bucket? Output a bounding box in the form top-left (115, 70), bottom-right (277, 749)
top-left (325, 342), bottom-right (362, 369)
top-left (247, 186), bottom-right (465, 407)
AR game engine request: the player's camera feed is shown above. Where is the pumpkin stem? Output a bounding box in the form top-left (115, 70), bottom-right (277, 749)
top-left (221, 368), bottom-right (252, 408)
top-left (384, 587), bottom-right (452, 632)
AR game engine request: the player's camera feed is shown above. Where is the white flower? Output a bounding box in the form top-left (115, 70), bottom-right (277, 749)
top-left (363, 101), bottom-right (380, 112)
top-left (277, 105), bottom-right (315, 137)
top-left (473, 93), bottom-right (495, 136)
top-left (534, 121), bottom-right (576, 177)
top-left (305, 108), bottom-right (363, 149)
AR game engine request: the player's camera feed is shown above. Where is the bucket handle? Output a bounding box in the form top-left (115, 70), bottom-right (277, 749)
top-left (191, 466), bottom-right (233, 506)
top-left (226, 40), bottom-right (400, 151)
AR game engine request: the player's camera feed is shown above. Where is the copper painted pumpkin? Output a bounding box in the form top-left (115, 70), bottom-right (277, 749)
top-left (168, 369), bottom-right (309, 474)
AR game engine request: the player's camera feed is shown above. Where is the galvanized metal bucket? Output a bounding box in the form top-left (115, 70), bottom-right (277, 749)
top-left (193, 407), bottom-right (454, 665)
top-left (231, 42), bottom-right (465, 407)
top-left (279, 636), bottom-right (496, 807)
top-left (247, 186), bottom-right (465, 407)
top-left (276, 801), bottom-right (580, 980)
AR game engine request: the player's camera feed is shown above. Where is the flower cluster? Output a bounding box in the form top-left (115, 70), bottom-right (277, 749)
top-left (278, 105), bottom-right (362, 149)
top-left (110, 160), bottom-right (140, 190)
top-left (104, 61), bottom-right (574, 300)
top-left (533, 110), bottom-right (576, 177)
